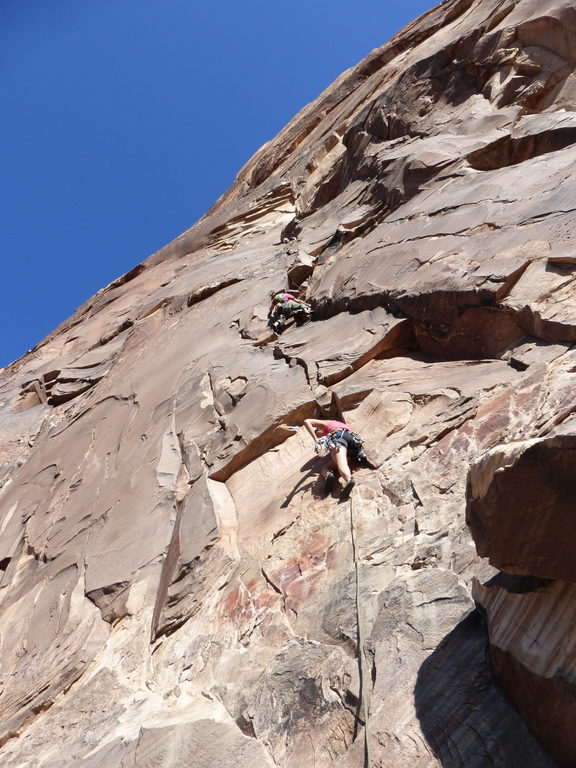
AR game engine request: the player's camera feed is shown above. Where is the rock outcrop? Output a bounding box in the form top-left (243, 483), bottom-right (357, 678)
top-left (468, 431), bottom-right (576, 767)
top-left (1, 0), bottom-right (576, 765)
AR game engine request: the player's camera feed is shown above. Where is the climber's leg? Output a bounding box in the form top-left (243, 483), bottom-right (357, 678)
top-left (331, 445), bottom-right (351, 483)
top-left (320, 455), bottom-right (336, 478)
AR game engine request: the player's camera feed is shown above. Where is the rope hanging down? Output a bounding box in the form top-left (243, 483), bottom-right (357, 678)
top-left (349, 495), bottom-right (372, 768)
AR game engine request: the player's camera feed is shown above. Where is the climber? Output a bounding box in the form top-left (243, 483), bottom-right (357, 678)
top-left (304, 417), bottom-right (363, 499)
top-left (268, 290), bottom-right (311, 334)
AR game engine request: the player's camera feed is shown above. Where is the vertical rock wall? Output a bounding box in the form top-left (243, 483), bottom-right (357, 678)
top-left (1, 0), bottom-right (576, 765)
top-left (468, 434), bottom-right (576, 767)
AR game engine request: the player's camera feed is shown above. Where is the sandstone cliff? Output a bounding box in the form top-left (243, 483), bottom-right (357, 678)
top-left (1, 0), bottom-right (576, 765)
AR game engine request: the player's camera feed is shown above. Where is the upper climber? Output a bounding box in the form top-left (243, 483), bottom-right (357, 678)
top-left (304, 417), bottom-right (363, 499)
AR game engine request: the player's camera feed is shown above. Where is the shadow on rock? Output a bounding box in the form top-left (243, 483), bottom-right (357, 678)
top-left (414, 610), bottom-right (559, 768)
top-left (280, 456), bottom-right (326, 508)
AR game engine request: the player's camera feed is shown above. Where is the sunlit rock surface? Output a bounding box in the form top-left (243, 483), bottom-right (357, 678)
top-left (2, 0), bottom-right (576, 765)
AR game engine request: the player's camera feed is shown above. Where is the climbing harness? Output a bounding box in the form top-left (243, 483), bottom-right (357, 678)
top-left (314, 429), bottom-right (366, 462)
top-left (345, 432), bottom-right (366, 463)
top-left (349, 494), bottom-right (372, 768)
top-left (314, 429), bottom-right (345, 455)
top-left (314, 436), bottom-right (332, 456)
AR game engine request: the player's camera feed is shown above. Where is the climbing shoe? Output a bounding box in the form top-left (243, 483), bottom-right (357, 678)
top-left (324, 471), bottom-right (335, 496)
top-left (340, 477), bottom-right (356, 499)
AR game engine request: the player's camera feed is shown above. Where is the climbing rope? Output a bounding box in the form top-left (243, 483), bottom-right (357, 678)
top-left (349, 494), bottom-right (372, 768)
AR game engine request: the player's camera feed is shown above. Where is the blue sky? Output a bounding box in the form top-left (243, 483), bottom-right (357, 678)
top-left (1, 0), bottom-right (436, 367)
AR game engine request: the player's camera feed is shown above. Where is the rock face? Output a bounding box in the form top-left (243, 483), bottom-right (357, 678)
top-left (1, 0), bottom-right (576, 765)
top-left (468, 432), bottom-right (576, 767)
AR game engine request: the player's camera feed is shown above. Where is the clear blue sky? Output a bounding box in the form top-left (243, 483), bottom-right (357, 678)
top-left (1, 0), bottom-right (436, 368)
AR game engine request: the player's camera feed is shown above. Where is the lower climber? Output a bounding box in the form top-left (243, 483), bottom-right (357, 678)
top-left (304, 417), bottom-right (363, 499)
top-left (268, 291), bottom-right (311, 334)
